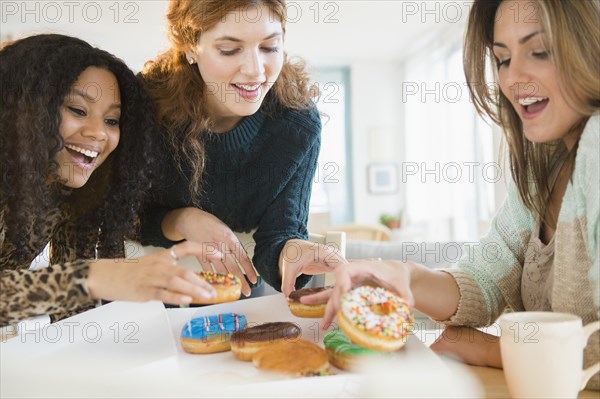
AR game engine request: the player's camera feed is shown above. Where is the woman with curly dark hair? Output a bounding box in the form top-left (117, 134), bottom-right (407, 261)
top-left (140, 0), bottom-right (344, 299)
top-left (0, 34), bottom-right (215, 327)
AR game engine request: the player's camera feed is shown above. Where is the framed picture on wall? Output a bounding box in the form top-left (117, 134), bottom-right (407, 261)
top-left (367, 163), bottom-right (399, 194)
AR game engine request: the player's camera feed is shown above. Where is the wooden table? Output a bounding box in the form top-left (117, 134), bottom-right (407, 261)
top-left (462, 362), bottom-right (599, 398)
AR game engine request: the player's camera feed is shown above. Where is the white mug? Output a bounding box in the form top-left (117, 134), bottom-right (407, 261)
top-left (499, 312), bottom-right (600, 398)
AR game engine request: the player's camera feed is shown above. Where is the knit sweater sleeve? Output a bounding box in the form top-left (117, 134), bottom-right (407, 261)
top-left (252, 108), bottom-right (322, 290)
top-left (574, 116), bottom-right (600, 318)
top-left (438, 182), bottom-right (534, 326)
top-left (139, 206), bottom-right (179, 248)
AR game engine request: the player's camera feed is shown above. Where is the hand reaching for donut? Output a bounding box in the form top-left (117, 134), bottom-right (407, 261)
top-left (300, 260), bottom-right (415, 329)
top-left (161, 207), bottom-right (258, 296)
top-left (280, 238), bottom-right (347, 298)
top-left (301, 258), bottom-right (462, 329)
top-left (87, 241), bottom-right (216, 305)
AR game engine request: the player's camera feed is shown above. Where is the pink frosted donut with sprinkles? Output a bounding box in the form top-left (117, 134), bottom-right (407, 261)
top-left (336, 286), bottom-right (414, 352)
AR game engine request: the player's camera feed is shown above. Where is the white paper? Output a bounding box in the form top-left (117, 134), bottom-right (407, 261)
top-left (1, 294), bottom-right (483, 398)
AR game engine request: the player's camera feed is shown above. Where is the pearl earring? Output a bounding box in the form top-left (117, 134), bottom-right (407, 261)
top-left (188, 57), bottom-right (196, 65)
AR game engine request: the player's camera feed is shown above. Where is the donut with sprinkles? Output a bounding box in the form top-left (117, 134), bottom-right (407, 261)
top-left (180, 312), bottom-right (247, 354)
top-left (190, 271), bottom-right (242, 304)
top-left (336, 286), bottom-right (413, 352)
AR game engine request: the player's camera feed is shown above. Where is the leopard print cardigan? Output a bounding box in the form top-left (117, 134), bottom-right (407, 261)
top-left (0, 207), bottom-right (122, 327)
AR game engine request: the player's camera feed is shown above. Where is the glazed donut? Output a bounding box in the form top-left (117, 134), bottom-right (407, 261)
top-left (190, 271), bottom-right (242, 305)
top-left (323, 329), bottom-right (388, 371)
top-left (336, 286), bottom-right (413, 352)
top-left (180, 313), bottom-right (247, 354)
top-left (252, 339), bottom-right (329, 376)
top-left (287, 287), bottom-right (328, 318)
top-left (230, 321), bottom-right (301, 361)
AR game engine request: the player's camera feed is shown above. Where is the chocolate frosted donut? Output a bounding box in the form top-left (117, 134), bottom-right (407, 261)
top-left (287, 287), bottom-right (329, 318)
top-left (230, 321), bottom-right (301, 361)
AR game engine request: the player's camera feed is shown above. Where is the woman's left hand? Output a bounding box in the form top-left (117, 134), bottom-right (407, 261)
top-left (430, 326), bottom-right (502, 368)
top-left (280, 238), bottom-right (347, 297)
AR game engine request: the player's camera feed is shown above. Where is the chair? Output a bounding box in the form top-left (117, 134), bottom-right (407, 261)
top-left (124, 230), bottom-right (346, 292)
top-left (321, 224), bottom-right (392, 241)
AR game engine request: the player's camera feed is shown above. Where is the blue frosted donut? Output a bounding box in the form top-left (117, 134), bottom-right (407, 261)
top-left (180, 313), bottom-right (247, 354)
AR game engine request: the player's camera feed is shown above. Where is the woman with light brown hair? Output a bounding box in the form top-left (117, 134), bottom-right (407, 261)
top-left (305, 0), bottom-right (599, 389)
top-left (140, 0), bottom-right (343, 298)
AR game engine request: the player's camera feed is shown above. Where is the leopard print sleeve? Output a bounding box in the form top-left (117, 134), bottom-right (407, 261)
top-left (0, 260), bottom-right (94, 326)
top-left (0, 208), bottom-right (97, 327)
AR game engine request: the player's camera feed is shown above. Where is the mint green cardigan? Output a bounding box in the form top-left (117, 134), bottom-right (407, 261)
top-left (443, 115), bottom-right (599, 389)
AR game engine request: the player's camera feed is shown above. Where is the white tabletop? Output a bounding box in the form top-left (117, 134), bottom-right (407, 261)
top-left (1, 294), bottom-right (482, 398)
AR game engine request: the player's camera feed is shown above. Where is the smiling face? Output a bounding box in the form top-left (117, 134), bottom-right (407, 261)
top-left (186, 3), bottom-right (284, 132)
top-left (493, 0), bottom-right (585, 149)
top-left (55, 66), bottom-right (121, 188)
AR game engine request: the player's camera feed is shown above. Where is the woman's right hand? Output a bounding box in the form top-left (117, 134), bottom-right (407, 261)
top-left (301, 260), bottom-right (416, 329)
top-left (87, 241), bottom-right (217, 305)
top-left (162, 207), bottom-right (257, 296)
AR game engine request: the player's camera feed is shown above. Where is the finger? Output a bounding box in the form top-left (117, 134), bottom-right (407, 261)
top-left (165, 273), bottom-right (215, 302)
top-left (158, 289), bottom-right (194, 306)
top-left (321, 286), bottom-right (343, 329)
top-left (222, 263), bottom-right (251, 297)
top-left (348, 258), bottom-right (382, 262)
top-left (300, 288), bottom-right (332, 305)
top-left (226, 237), bottom-right (258, 284)
top-left (180, 269), bottom-right (217, 298)
top-left (220, 246), bottom-right (243, 276)
top-left (205, 245), bottom-right (251, 297)
top-left (321, 265), bottom-right (356, 329)
top-left (280, 261), bottom-right (299, 298)
top-left (201, 250), bottom-right (251, 296)
top-left (238, 259), bottom-right (259, 287)
top-left (211, 258), bottom-right (229, 275)
top-left (160, 249), bottom-right (179, 266)
top-left (197, 261), bottom-right (215, 273)
top-left (320, 243), bottom-right (348, 269)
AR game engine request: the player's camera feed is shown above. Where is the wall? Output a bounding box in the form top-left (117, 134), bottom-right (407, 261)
top-left (349, 62), bottom-right (405, 225)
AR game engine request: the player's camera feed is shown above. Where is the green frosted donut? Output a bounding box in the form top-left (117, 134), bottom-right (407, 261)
top-left (324, 329), bottom-right (382, 355)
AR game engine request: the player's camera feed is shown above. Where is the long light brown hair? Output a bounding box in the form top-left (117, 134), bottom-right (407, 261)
top-left (464, 0), bottom-right (600, 223)
top-left (142, 0), bottom-right (313, 201)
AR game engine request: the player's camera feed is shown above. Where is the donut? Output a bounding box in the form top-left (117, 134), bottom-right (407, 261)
top-left (190, 271), bottom-right (241, 304)
top-left (323, 329), bottom-right (388, 371)
top-left (252, 339), bottom-right (329, 376)
top-left (180, 313), bottom-right (247, 354)
top-left (230, 321), bottom-right (301, 361)
top-left (287, 287), bottom-right (328, 318)
top-left (336, 286), bottom-right (413, 352)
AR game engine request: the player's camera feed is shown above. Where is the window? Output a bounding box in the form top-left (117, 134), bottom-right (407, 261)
top-left (404, 43), bottom-right (497, 242)
top-left (309, 68), bottom-right (353, 226)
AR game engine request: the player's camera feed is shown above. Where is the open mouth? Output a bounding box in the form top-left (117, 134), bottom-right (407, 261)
top-left (232, 83), bottom-right (264, 100)
top-left (518, 97), bottom-right (549, 117)
top-left (64, 144), bottom-right (99, 165)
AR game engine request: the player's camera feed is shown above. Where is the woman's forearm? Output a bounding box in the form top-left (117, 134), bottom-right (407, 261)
top-left (410, 263), bottom-right (460, 321)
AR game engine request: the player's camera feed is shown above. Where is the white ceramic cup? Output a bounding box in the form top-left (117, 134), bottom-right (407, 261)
top-left (499, 312), bottom-right (600, 398)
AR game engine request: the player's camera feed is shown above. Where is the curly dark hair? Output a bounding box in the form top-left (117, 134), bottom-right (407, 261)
top-left (0, 34), bottom-right (160, 257)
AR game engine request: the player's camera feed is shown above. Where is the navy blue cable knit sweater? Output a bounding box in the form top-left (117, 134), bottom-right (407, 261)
top-left (140, 106), bottom-right (321, 290)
